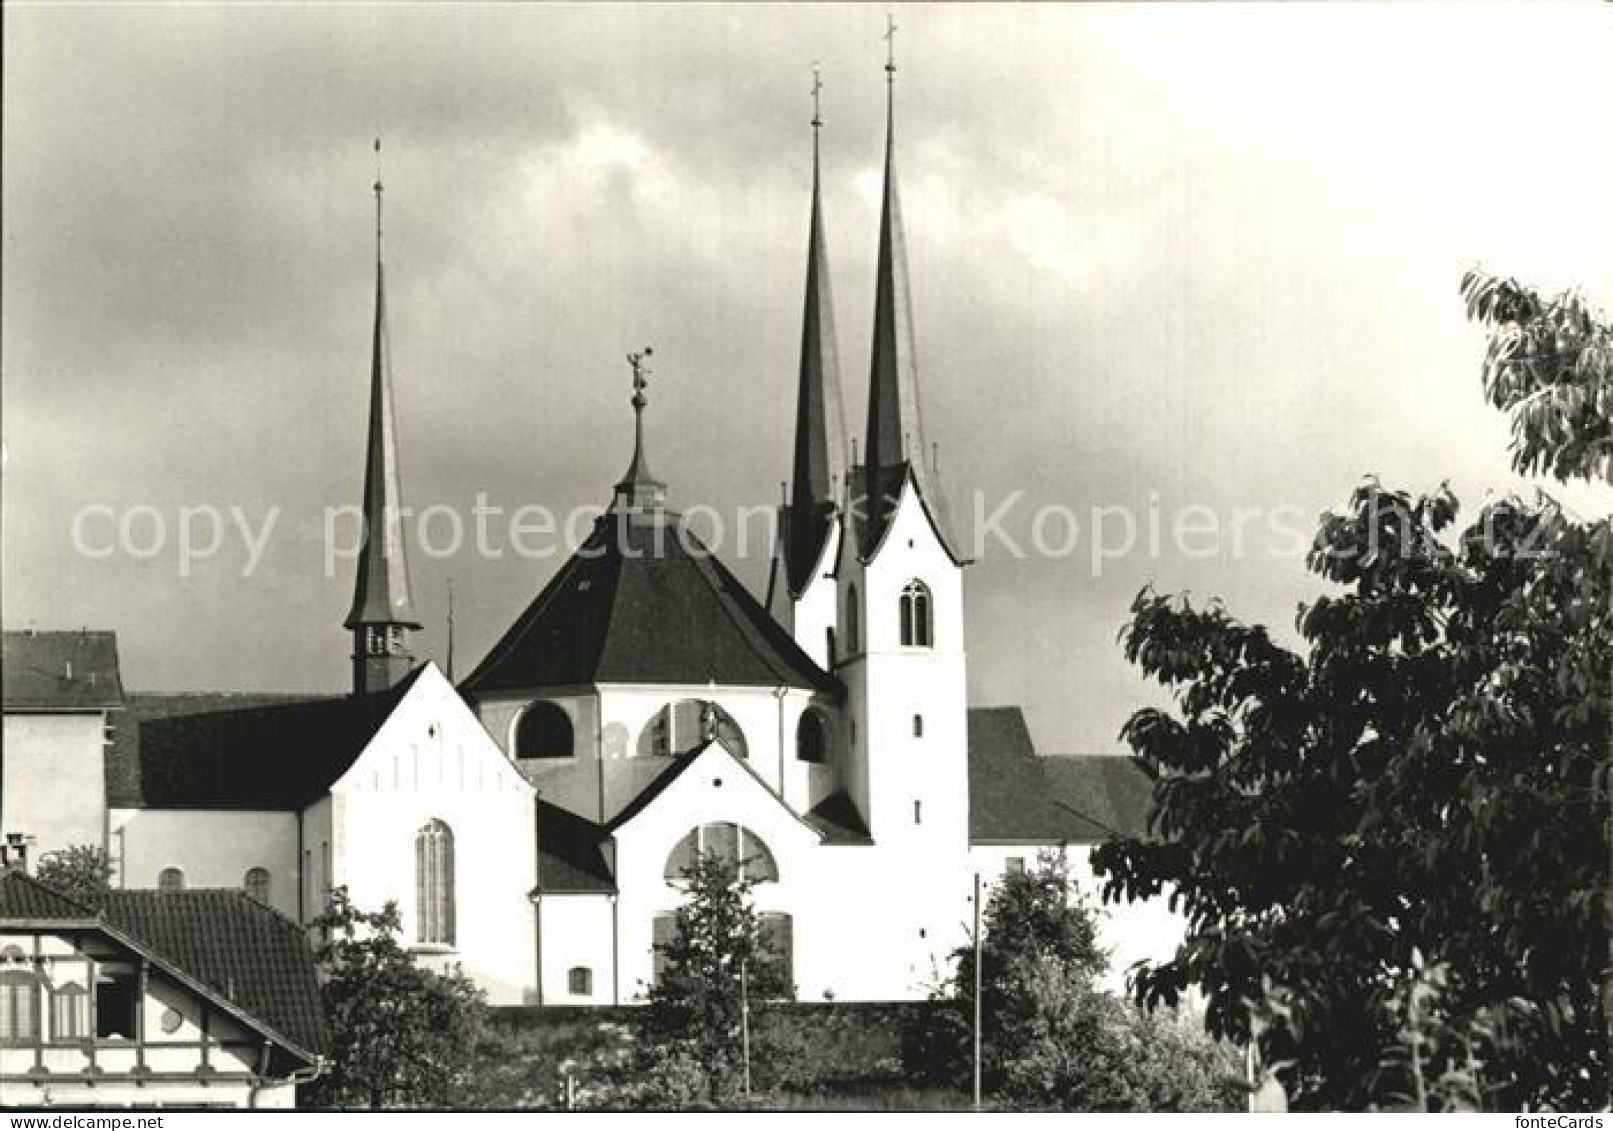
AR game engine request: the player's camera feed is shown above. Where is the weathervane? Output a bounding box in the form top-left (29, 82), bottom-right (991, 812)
top-left (811, 62), bottom-right (823, 131)
top-left (884, 13), bottom-right (898, 80)
top-left (627, 346), bottom-right (654, 412)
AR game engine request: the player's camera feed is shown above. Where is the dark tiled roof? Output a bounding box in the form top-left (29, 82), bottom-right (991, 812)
top-left (2, 630), bottom-right (124, 710)
top-left (0, 869), bottom-right (98, 920)
top-left (1041, 754), bottom-right (1155, 840)
top-left (105, 671), bottom-right (422, 810)
top-left (805, 791), bottom-right (873, 845)
top-left (0, 872), bottom-right (326, 1061)
top-left (462, 511), bottom-right (841, 697)
top-left (99, 888), bottom-right (327, 1058)
top-left (535, 802), bottom-right (615, 894)
top-left (966, 706), bottom-right (1153, 845)
top-left (106, 693), bottom-right (313, 808)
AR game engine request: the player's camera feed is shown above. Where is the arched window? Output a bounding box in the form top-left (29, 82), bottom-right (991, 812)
top-left (568, 966), bottom-right (593, 996)
top-left (846, 586), bottom-right (860, 653)
top-left (796, 709), bottom-right (829, 764)
top-left (664, 822), bottom-right (778, 883)
top-left (899, 579), bottom-right (933, 648)
top-left (157, 867), bottom-right (185, 894)
top-left (415, 820), bottom-right (456, 947)
top-left (516, 701), bottom-right (574, 759)
top-left (0, 969), bottom-right (40, 1046)
top-left (638, 699), bottom-right (747, 759)
top-left (243, 867), bottom-right (271, 904)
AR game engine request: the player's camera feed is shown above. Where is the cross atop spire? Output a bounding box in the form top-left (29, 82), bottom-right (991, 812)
top-left (373, 137), bottom-right (384, 240)
top-left (885, 13), bottom-right (898, 81)
top-left (811, 63), bottom-right (823, 131)
top-left (614, 346), bottom-right (667, 511)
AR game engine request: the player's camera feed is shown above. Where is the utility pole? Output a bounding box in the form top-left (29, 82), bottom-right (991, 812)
top-left (973, 871), bottom-right (983, 1110)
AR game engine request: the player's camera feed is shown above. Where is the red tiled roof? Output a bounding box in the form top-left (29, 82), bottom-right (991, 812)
top-left (2, 630), bottom-right (124, 710)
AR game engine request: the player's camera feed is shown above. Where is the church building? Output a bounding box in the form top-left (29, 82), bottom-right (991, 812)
top-left (3, 60), bottom-right (1179, 1009)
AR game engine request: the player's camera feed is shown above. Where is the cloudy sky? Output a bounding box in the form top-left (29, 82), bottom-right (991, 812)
top-left (4, 3), bottom-right (1610, 751)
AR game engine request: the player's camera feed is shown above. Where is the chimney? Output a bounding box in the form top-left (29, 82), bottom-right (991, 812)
top-left (1, 834), bottom-right (32, 873)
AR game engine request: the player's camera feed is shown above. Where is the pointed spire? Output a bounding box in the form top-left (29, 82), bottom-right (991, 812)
top-left (346, 140), bottom-right (421, 694)
top-left (613, 347), bottom-right (667, 511)
top-left (784, 64), bottom-right (848, 595)
top-left (860, 19), bottom-right (960, 560)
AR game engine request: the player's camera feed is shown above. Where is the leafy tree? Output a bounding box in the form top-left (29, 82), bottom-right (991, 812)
top-left (305, 888), bottom-right (486, 1110)
top-left (646, 851), bottom-right (793, 1104)
top-left (33, 845), bottom-right (113, 904)
top-left (960, 852), bottom-right (1106, 1090)
top-left (1461, 271), bottom-right (1612, 483)
top-left (1094, 276), bottom-right (1610, 1109)
top-left (908, 853), bottom-right (1235, 1110)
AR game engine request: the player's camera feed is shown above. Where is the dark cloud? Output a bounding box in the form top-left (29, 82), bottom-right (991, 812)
top-left (4, 4), bottom-right (1609, 749)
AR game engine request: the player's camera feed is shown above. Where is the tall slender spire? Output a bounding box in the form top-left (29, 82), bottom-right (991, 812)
top-left (783, 64), bottom-right (848, 595)
top-left (345, 140), bottom-right (421, 695)
top-left (613, 347), bottom-right (667, 511)
top-left (860, 20), bottom-right (961, 560)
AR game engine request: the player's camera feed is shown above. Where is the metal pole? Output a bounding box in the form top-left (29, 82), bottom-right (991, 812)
top-left (1246, 1031), bottom-right (1257, 1114)
top-left (973, 871), bottom-right (983, 1110)
top-left (741, 958), bottom-right (752, 1098)
top-left (1603, 755), bottom-right (1613, 1110)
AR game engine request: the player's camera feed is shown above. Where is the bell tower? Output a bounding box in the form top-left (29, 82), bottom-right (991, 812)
top-left (841, 23), bottom-right (970, 857)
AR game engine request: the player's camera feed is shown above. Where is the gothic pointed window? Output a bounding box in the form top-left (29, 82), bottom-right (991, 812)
top-left (846, 586), bottom-right (860, 653)
top-left (899, 579), bottom-right (932, 648)
top-left (415, 819), bottom-right (456, 947)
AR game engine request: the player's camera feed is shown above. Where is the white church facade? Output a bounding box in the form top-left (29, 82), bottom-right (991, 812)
top-left (3, 68), bottom-right (1181, 1009)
